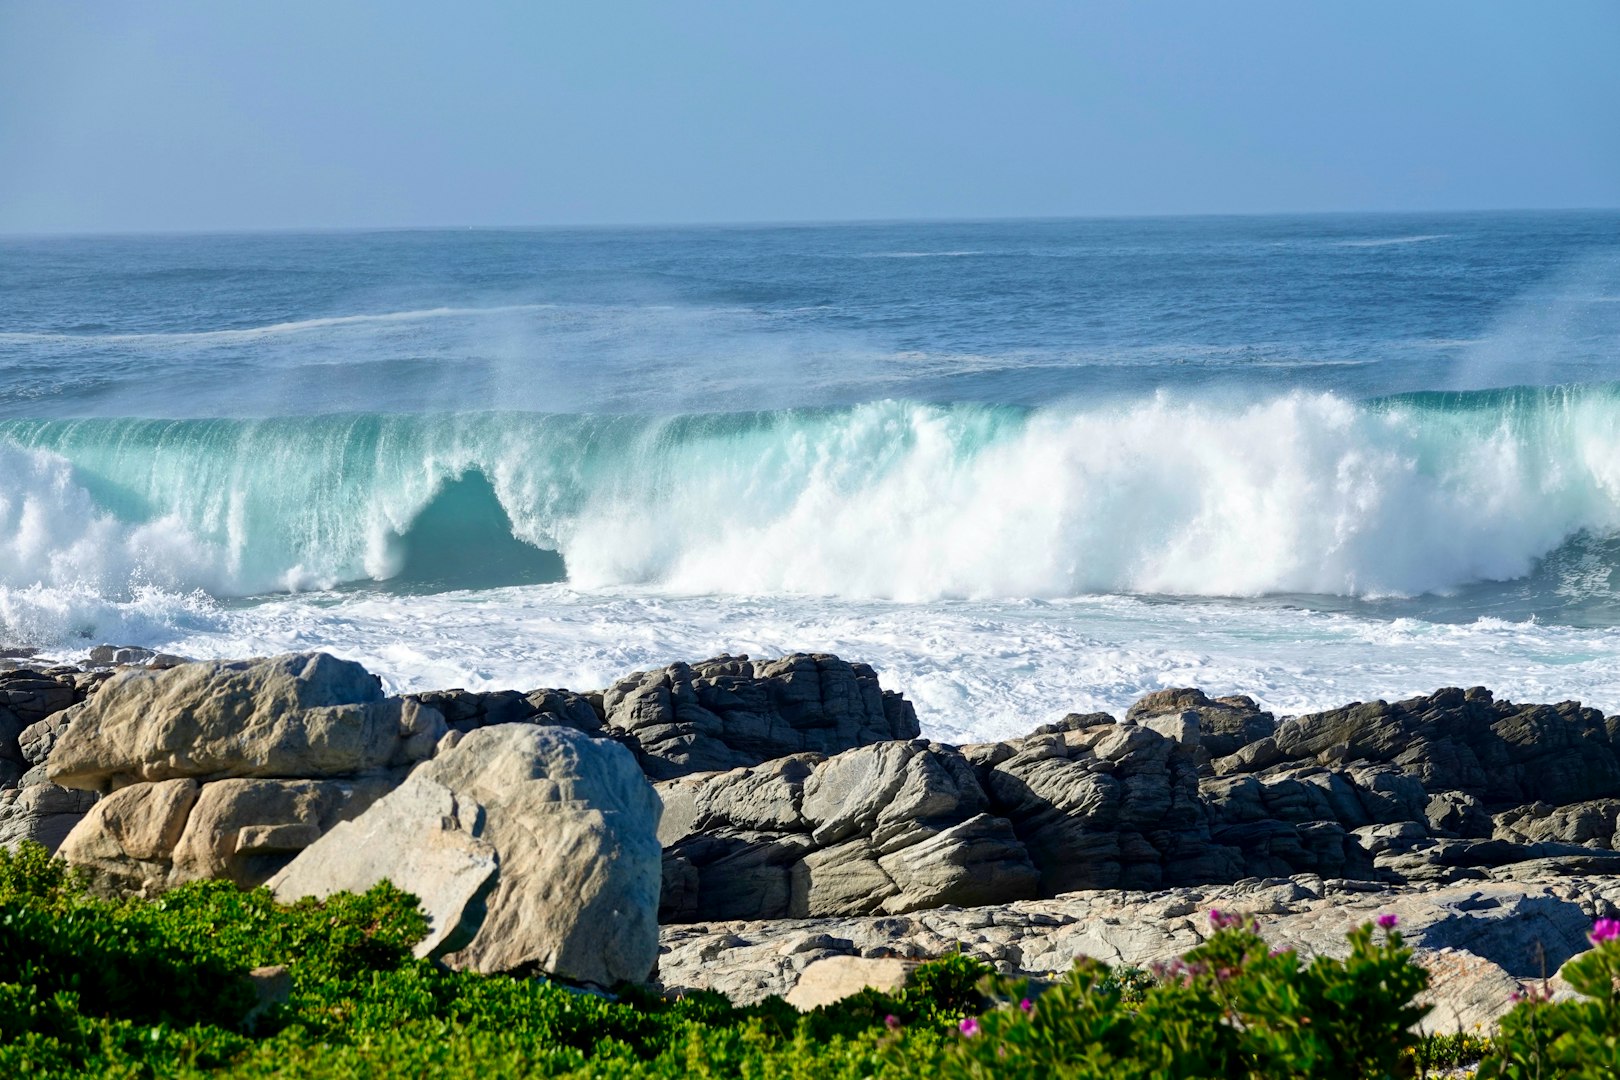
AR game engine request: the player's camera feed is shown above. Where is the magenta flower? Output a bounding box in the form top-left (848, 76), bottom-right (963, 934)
top-left (959, 1016), bottom-right (980, 1037)
top-left (1019, 998), bottom-right (1033, 1014)
top-left (1209, 908), bottom-right (1245, 931)
top-left (1376, 913), bottom-right (1399, 930)
top-left (1590, 918), bottom-right (1620, 944)
top-left (884, 1014), bottom-right (900, 1030)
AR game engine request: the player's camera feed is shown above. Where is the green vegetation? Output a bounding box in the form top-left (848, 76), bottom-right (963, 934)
top-left (0, 841), bottom-right (1614, 1077)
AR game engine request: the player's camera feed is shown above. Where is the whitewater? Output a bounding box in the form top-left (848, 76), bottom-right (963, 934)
top-left (2, 214), bottom-right (1618, 739)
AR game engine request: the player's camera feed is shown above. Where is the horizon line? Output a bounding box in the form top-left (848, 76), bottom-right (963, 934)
top-left (4, 204), bottom-right (1618, 241)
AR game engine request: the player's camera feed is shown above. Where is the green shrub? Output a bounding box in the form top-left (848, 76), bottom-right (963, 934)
top-left (930, 909), bottom-right (1429, 1079)
top-left (1478, 918), bottom-right (1620, 1079)
top-left (0, 840), bottom-right (1613, 1078)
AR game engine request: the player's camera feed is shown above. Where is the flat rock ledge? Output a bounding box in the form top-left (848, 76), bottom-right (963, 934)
top-left (658, 871), bottom-right (1620, 1033)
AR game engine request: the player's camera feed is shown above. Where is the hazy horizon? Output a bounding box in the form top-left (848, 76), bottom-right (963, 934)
top-left (5, 206), bottom-right (1619, 241)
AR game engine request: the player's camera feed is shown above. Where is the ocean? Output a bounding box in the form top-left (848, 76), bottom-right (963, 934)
top-left (2, 212), bottom-right (1618, 740)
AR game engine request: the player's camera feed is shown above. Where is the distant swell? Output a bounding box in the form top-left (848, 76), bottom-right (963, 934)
top-left (0, 304), bottom-right (554, 345)
top-left (3, 386), bottom-right (1620, 603)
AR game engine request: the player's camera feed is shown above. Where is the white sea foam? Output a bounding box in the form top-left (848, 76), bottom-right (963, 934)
top-left (858, 250), bottom-right (987, 258)
top-left (1336, 234), bottom-right (1453, 248)
top-left (10, 583), bottom-right (1617, 742)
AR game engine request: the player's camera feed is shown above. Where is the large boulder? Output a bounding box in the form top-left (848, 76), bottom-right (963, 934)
top-left (58, 774), bottom-right (402, 894)
top-left (47, 654), bottom-right (445, 891)
top-left (270, 725), bottom-right (663, 987)
top-left (267, 771), bottom-right (499, 959)
top-left (49, 653), bottom-right (444, 793)
top-left (602, 654), bottom-right (918, 780)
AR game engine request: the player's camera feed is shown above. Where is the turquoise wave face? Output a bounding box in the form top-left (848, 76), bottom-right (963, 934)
top-left (2, 390), bottom-right (1618, 611)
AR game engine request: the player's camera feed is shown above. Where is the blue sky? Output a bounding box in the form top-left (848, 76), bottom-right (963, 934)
top-left (1, 1), bottom-right (1616, 232)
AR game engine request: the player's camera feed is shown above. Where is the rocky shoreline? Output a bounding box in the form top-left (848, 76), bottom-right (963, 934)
top-left (4, 646), bottom-right (1620, 1029)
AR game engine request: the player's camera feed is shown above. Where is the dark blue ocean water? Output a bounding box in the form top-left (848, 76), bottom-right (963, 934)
top-left (2, 213), bottom-right (1618, 731)
top-left (3, 212), bottom-right (1616, 418)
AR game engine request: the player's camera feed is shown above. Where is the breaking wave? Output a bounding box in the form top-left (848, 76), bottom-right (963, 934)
top-left (3, 386), bottom-right (1619, 604)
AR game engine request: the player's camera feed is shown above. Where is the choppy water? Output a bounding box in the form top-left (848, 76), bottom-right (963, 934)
top-left (3, 213), bottom-right (1618, 738)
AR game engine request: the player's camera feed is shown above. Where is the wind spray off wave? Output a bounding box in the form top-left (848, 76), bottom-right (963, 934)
top-left (3, 387), bottom-right (1619, 604)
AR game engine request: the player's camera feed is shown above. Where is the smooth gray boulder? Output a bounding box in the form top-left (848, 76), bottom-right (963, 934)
top-left (268, 772), bottom-right (499, 959)
top-left (271, 725), bottom-right (664, 987)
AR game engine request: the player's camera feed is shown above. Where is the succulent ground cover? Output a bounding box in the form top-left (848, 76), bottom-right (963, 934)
top-left (1, 841), bottom-right (1614, 1078)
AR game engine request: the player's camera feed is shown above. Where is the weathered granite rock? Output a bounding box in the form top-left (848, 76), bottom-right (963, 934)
top-left (44, 654), bottom-right (446, 890)
top-left (60, 774), bottom-right (401, 893)
top-left (0, 668), bottom-right (105, 851)
top-left (272, 725), bottom-right (663, 987)
top-left (18, 713), bottom-right (73, 769)
top-left (658, 873), bottom-right (1617, 1032)
top-left (0, 667), bottom-right (95, 782)
top-left (602, 654), bottom-right (919, 780)
top-left (48, 653), bottom-right (445, 792)
top-left (654, 682), bottom-right (1620, 923)
top-left (967, 715), bottom-right (1227, 891)
top-left (660, 739), bottom-right (1042, 922)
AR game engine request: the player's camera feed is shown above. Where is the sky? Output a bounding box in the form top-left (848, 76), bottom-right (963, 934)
top-left (1, 1), bottom-right (1617, 233)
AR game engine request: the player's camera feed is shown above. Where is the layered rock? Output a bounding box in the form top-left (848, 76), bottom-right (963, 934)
top-left (0, 666), bottom-right (109, 850)
top-left (655, 683), bottom-right (1620, 924)
top-left (1200, 687), bottom-right (1620, 885)
top-left (269, 724), bottom-right (663, 987)
top-left (49, 654), bottom-right (445, 893)
top-left (658, 712), bottom-right (1223, 923)
top-left (406, 686), bottom-right (603, 737)
top-left (602, 654), bottom-right (919, 780)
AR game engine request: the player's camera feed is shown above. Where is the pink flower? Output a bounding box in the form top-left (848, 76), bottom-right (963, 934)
top-left (1590, 919), bottom-right (1620, 944)
top-left (1376, 913), bottom-right (1399, 930)
top-left (1019, 998), bottom-right (1033, 1014)
top-left (1511, 983), bottom-right (1551, 1005)
top-left (884, 1014), bottom-right (900, 1030)
top-left (1209, 909), bottom-right (1245, 931)
top-left (959, 1016), bottom-right (980, 1037)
